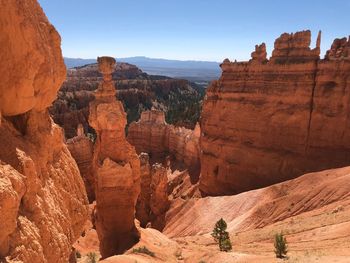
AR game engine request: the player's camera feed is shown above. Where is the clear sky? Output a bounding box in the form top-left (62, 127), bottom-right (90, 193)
top-left (38, 0), bottom-right (350, 62)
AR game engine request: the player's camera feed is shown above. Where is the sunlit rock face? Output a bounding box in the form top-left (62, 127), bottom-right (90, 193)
top-left (135, 153), bottom-right (170, 230)
top-left (200, 30), bottom-right (350, 196)
top-left (67, 124), bottom-right (95, 202)
top-left (135, 153), bottom-right (152, 227)
top-left (0, 0), bottom-right (66, 117)
top-left (0, 1), bottom-right (89, 262)
top-left (128, 110), bottom-right (201, 182)
top-left (89, 56), bottom-right (141, 258)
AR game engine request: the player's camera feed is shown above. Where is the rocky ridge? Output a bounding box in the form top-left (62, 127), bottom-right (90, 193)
top-left (200, 30), bottom-right (350, 196)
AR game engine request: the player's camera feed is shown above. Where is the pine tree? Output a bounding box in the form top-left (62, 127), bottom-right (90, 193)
top-left (211, 218), bottom-right (232, 252)
top-left (274, 233), bottom-right (288, 258)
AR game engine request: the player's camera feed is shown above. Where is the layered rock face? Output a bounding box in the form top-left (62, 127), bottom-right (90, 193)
top-left (0, 0), bottom-right (66, 117)
top-left (270, 30), bottom-right (321, 63)
top-left (135, 154), bottom-right (170, 230)
top-left (67, 125), bottom-right (95, 202)
top-left (135, 153), bottom-right (152, 227)
top-left (325, 36), bottom-right (350, 59)
top-left (89, 57), bottom-right (141, 258)
top-left (128, 110), bottom-right (201, 182)
top-left (149, 164), bottom-right (170, 230)
top-left (0, 1), bottom-right (89, 262)
top-left (200, 30), bottom-right (350, 196)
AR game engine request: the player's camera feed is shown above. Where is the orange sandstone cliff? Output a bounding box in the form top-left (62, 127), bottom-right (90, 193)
top-left (200, 30), bottom-right (350, 196)
top-left (89, 57), bottom-right (141, 258)
top-left (0, 1), bottom-right (89, 262)
top-left (128, 110), bottom-right (201, 182)
top-left (67, 124), bottom-right (95, 202)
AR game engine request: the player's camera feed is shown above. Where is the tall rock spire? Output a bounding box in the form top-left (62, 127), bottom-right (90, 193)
top-left (89, 56), bottom-right (141, 258)
top-left (316, 30), bottom-right (322, 49)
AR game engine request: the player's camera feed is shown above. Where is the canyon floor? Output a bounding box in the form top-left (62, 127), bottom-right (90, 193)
top-left (74, 166), bottom-right (350, 263)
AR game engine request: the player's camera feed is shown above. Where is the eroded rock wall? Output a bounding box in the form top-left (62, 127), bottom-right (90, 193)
top-left (0, 0), bottom-right (66, 117)
top-left (135, 153), bottom-right (152, 227)
top-left (149, 164), bottom-right (170, 231)
top-left (128, 110), bottom-right (200, 182)
top-left (67, 125), bottom-right (95, 202)
top-left (135, 153), bottom-right (170, 230)
top-left (200, 30), bottom-right (350, 196)
top-left (0, 1), bottom-right (89, 262)
top-left (89, 57), bottom-right (140, 258)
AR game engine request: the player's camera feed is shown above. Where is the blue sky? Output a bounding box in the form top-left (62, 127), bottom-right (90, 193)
top-left (38, 0), bottom-right (350, 61)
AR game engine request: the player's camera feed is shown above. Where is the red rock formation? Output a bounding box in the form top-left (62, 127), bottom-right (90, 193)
top-left (0, 0), bottom-right (66, 117)
top-left (167, 169), bottom-right (200, 201)
top-left (128, 110), bottom-right (201, 182)
top-left (250, 43), bottom-right (267, 63)
top-left (89, 57), bottom-right (141, 258)
top-left (135, 153), bottom-right (152, 227)
top-left (325, 36), bottom-right (350, 60)
top-left (270, 30), bottom-right (321, 63)
top-left (67, 124), bottom-right (95, 202)
top-left (135, 153), bottom-right (170, 230)
top-left (149, 164), bottom-right (170, 230)
top-left (128, 111), bottom-right (168, 161)
top-left (0, 1), bottom-right (89, 262)
top-left (100, 223), bottom-right (180, 263)
top-left (200, 30), bottom-right (350, 196)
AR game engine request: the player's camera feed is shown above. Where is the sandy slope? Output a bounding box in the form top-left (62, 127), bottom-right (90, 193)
top-left (164, 166), bottom-right (350, 262)
top-left (78, 167), bottom-right (350, 262)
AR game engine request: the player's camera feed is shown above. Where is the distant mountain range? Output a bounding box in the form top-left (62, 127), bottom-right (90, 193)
top-left (64, 56), bottom-right (221, 82)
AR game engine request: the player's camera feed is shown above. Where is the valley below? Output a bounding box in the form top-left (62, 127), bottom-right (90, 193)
top-left (0, 1), bottom-right (350, 263)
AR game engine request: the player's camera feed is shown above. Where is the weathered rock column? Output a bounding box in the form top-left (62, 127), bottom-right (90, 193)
top-left (149, 163), bottom-right (170, 230)
top-left (67, 124), bottom-right (95, 202)
top-left (135, 153), bottom-right (152, 227)
top-left (89, 57), bottom-right (141, 258)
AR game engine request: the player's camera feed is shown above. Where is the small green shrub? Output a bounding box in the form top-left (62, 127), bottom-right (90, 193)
top-left (75, 250), bottom-right (81, 259)
top-left (87, 252), bottom-right (97, 263)
top-left (132, 246), bottom-right (155, 257)
top-left (211, 218), bottom-right (232, 252)
top-left (274, 233), bottom-right (288, 258)
top-left (86, 132), bottom-right (96, 143)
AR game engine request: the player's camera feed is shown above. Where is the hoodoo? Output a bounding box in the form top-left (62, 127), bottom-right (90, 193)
top-left (200, 30), bottom-right (350, 196)
top-left (67, 124), bottom-right (95, 202)
top-left (128, 110), bottom-right (200, 182)
top-left (89, 56), bottom-right (141, 258)
top-left (0, 0), bottom-right (89, 262)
